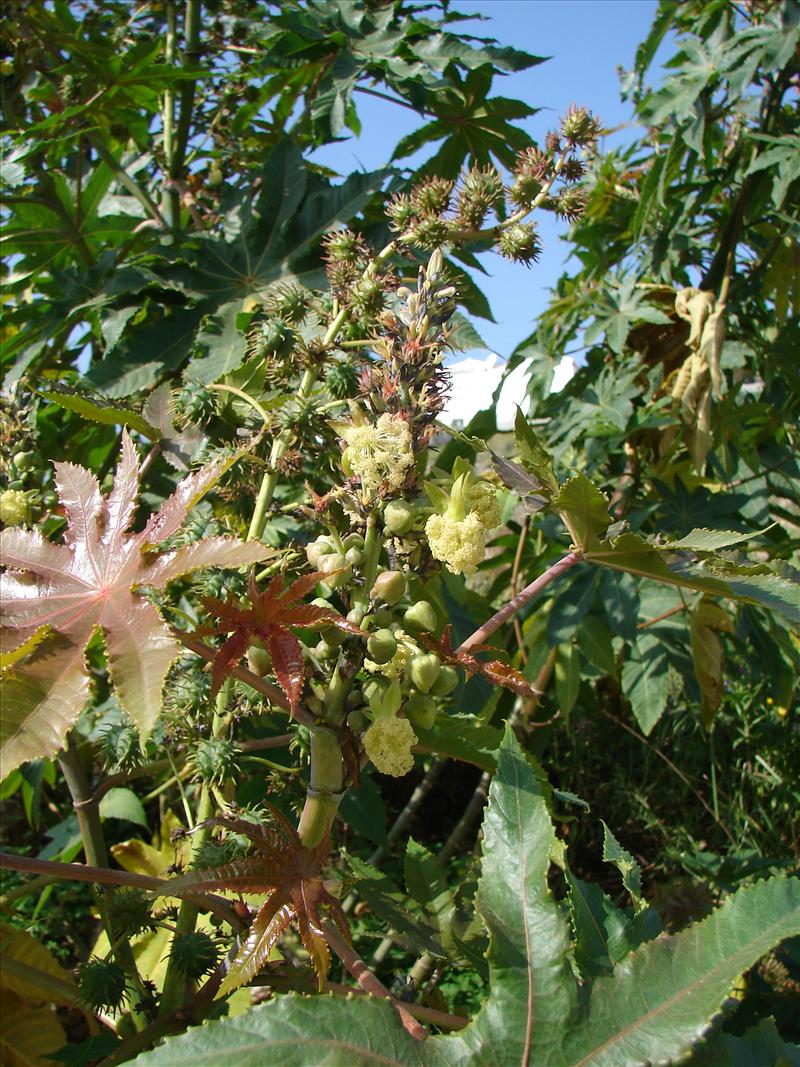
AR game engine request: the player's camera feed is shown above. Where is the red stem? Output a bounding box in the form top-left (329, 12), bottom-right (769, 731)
top-left (456, 551), bottom-right (582, 654)
top-left (321, 920), bottom-right (428, 1041)
top-left (0, 853), bottom-right (243, 930)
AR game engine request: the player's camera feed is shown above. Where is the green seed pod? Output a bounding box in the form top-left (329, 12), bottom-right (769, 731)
top-left (170, 932), bottom-right (219, 981)
top-left (315, 639), bottom-right (339, 660)
top-left (193, 737), bottom-right (239, 785)
top-left (306, 537), bottom-right (336, 568)
top-left (79, 959), bottom-right (127, 1014)
top-left (372, 607), bottom-right (394, 628)
top-left (346, 688), bottom-right (364, 711)
top-left (12, 450), bottom-right (39, 472)
top-left (321, 626), bottom-right (346, 649)
top-left (345, 546), bottom-right (363, 567)
top-left (318, 553), bottom-right (351, 588)
top-left (430, 664), bottom-right (459, 697)
top-left (101, 723), bottom-right (142, 772)
top-left (247, 645), bottom-right (273, 676)
top-left (383, 499), bottom-right (417, 535)
top-left (407, 653), bottom-right (441, 694)
top-left (105, 889), bottom-right (156, 938)
top-left (371, 570), bottom-right (406, 606)
top-left (347, 605), bottom-right (367, 627)
top-left (367, 628), bottom-right (398, 664)
top-left (403, 600), bottom-right (438, 635)
top-left (405, 693), bottom-right (437, 730)
top-left (342, 533), bottom-right (365, 551)
top-left (498, 222), bottom-right (543, 266)
top-left (347, 709), bottom-right (369, 733)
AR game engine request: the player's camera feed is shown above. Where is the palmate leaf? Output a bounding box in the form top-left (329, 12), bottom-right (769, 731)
top-left (584, 531), bottom-right (800, 626)
top-left (197, 570), bottom-right (360, 712)
top-left (164, 812), bottom-right (349, 995)
top-left (131, 730), bottom-right (800, 1067)
top-left (0, 433), bottom-right (274, 774)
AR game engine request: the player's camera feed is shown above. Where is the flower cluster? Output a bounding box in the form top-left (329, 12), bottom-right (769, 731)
top-left (340, 411), bottom-right (415, 498)
top-left (362, 716), bottom-right (417, 777)
top-left (425, 461), bottom-right (502, 575)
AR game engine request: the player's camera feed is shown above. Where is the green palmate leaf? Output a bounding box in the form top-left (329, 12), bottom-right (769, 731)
top-left (344, 856), bottom-right (446, 960)
top-left (446, 311), bottom-right (490, 352)
top-left (554, 642), bottom-right (581, 721)
top-left (552, 474), bottom-right (611, 550)
top-left (514, 406), bottom-right (559, 498)
top-left (39, 383), bottom-right (162, 440)
top-left (565, 872), bottom-right (661, 980)
top-left (585, 532), bottom-right (800, 626)
top-left (689, 1018), bottom-right (800, 1066)
top-left (131, 731), bottom-right (800, 1067)
top-left (563, 874), bottom-right (800, 1065)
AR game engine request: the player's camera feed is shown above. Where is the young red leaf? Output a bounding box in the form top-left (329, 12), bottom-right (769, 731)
top-left (0, 432), bottom-right (274, 773)
top-left (196, 569), bottom-right (360, 711)
top-left (165, 813), bottom-right (350, 995)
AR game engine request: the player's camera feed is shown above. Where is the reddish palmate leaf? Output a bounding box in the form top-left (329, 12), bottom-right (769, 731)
top-left (0, 432), bottom-right (274, 773)
top-left (165, 809), bottom-right (349, 994)
top-left (197, 571), bottom-right (360, 712)
top-left (424, 625), bottom-right (539, 699)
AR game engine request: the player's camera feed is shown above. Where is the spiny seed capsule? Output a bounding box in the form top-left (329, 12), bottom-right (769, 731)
top-left (560, 105), bottom-right (602, 146)
top-left (169, 932), bottom-right (219, 980)
top-left (78, 960), bottom-right (127, 1014)
top-left (411, 177), bottom-right (454, 217)
top-left (498, 222), bottom-right (543, 266)
top-left (386, 193), bottom-right (416, 231)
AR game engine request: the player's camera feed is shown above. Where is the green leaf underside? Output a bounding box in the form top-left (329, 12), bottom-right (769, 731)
top-left (130, 731), bottom-right (800, 1067)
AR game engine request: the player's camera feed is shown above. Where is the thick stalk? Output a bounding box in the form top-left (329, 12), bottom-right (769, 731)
top-left (322, 920), bottom-right (427, 1041)
top-left (170, 1), bottom-right (202, 183)
top-left (296, 726), bottom-right (345, 848)
top-left (58, 739), bottom-right (151, 1025)
top-left (161, 0), bottom-right (179, 227)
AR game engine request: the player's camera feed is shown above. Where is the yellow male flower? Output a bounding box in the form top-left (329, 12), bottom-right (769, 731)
top-left (341, 413), bottom-right (415, 497)
top-left (363, 716), bottom-right (417, 777)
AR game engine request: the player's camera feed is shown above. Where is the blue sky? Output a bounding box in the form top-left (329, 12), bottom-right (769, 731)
top-left (312, 0), bottom-right (661, 360)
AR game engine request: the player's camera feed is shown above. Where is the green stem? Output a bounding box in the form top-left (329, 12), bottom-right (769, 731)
top-left (170, 0), bottom-right (202, 183)
top-left (353, 515), bottom-right (381, 608)
top-left (58, 739), bottom-right (151, 1026)
top-left (158, 681), bottom-right (228, 1017)
top-left (86, 133), bottom-right (165, 227)
top-left (296, 727), bottom-right (346, 848)
top-left (247, 365), bottom-right (317, 542)
top-left (161, 0), bottom-right (179, 227)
